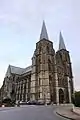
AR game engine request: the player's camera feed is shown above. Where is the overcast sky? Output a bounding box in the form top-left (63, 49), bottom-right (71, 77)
top-left (0, 0), bottom-right (80, 91)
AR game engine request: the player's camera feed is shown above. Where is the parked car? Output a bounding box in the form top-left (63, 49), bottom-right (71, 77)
top-left (47, 102), bottom-right (51, 105)
top-left (37, 101), bottom-right (45, 105)
top-left (27, 100), bottom-right (37, 105)
top-left (16, 100), bottom-right (20, 107)
top-left (27, 100), bottom-right (45, 105)
top-left (2, 98), bottom-right (14, 107)
top-left (18, 100), bottom-right (46, 106)
top-left (19, 101), bottom-right (27, 105)
top-left (26, 101), bottom-right (31, 105)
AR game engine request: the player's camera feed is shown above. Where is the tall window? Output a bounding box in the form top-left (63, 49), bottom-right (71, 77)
top-left (39, 78), bottom-right (40, 86)
top-left (47, 46), bottom-right (49, 53)
top-left (38, 92), bottom-right (40, 98)
top-left (39, 46), bottom-right (42, 53)
top-left (49, 75), bottom-right (52, 85)
top-left (39, 56), bottom-right (41, 63)
top-left (48, 59), bottom-right (51, 71)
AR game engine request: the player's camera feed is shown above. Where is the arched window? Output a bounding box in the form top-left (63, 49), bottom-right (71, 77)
top-left (47, 46), bottom-right (49, 53)
top-left (49, 75), bottom-right (52, 85)
top-left (48, 59), bottom-right (51, 71)
top-left (39, 78), bottom-right (40, 86)
top-left (39, 46), bottom-right (42, 53)
top-left (48, 59), bottom-right (51, 63)
top-left (59, 53), bottom-right (62, 60)
top-left (39, 56), bottom-right (41, 63)
top-left (38, 92), bottom-right (40, 98)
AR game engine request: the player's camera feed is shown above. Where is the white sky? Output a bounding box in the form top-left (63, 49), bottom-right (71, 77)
top-left (0, 0), bottom-right (80, 91)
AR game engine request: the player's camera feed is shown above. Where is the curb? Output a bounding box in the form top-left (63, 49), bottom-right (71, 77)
top-left (56, 111), bottom-right (75, 120)
top-left (72, 110), bottom-right (80, 116)
top-left (0, 107), bottom-right (14, 112)
top-left (72, 108), bottom-right (80, 116)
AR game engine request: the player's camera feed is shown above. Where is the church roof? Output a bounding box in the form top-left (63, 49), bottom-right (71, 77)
top-left (5, 65), bottom-right (32, 77)
top-left (10, 65), bottom-right (24, 75)
top-left (40, 21), bottom-right (49, 40)
top-left (22, 66), bottom-right (32, 74)
top-left (59, 32), bottom-right (66, 50)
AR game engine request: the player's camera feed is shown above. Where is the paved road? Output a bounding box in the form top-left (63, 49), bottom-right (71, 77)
top-left (0, 105), bottom-right (68, 120)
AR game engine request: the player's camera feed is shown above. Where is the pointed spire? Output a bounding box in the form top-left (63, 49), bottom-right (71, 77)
top-left (59, 32), bottom-right (66, 50)
top-left (40, 21), bottom-right (49, 40)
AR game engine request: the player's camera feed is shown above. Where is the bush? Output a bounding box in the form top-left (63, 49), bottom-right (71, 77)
top-left (74, 91), bottom-right (80, 107)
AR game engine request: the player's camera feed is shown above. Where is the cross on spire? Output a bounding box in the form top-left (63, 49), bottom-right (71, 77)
top-left (59, 32), bottom-right (66, 50)
top-left (40, 21), bottom-right (49, 40)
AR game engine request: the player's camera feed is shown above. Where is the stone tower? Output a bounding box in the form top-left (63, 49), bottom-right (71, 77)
top-left (31, 21), bottom-right (57, 103)
top-left (30, 23), bottom-right (73, 104)
top-left (56, 32), bottom-right (74, 104)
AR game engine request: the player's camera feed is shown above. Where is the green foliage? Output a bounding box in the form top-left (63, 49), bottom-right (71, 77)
top-left (74, 91), bottom-right (80, 107)
top-left (2, 98), bottom-right (15, 107)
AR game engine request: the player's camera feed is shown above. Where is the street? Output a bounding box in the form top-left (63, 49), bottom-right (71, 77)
top-left (0, 105), bottom-right (68, 120)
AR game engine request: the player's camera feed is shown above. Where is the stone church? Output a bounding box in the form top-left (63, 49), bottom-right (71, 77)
top-left (1, 21), bottom-right (74, 104)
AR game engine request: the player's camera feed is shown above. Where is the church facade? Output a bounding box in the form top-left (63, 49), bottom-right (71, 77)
top-left (0, 21), bottom-right (74, 104)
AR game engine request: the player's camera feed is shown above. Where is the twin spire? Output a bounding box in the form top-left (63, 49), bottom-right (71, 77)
top-left (59, 32), bottom-right (66, 50)
top-left (40, 21), bottom-right (49, 40)
top-left (40, 21), bottom-right (66, 50)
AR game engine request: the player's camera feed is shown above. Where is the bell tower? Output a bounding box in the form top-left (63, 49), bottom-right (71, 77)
top-left (56, 32), bottom-right (74, 103)
top-left (31, 21), bottom-right (57, 103)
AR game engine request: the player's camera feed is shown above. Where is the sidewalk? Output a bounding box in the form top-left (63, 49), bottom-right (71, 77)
top-left (56, 106), bottom-right (80, 120)
top-left (73, 107), bottom-right (80, 116)
top-left (0, 107), bottom-right (14, 111)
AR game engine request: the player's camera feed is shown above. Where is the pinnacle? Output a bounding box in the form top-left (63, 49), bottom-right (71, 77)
top-left (40, 21), bottom-right (49, 40)
top-left (59, 32), bottom-right (66, 50)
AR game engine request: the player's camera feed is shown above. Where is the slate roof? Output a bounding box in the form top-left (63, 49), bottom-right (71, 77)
top-left (59, 32), bottom-right (66, 50)
top-left (40, 21), bottom-right (49, 40)
top-left (5, 65), bottom-right (32, 77)
top-left (22, 66), bottom-right (32, 74)
top-left (10, 65), bottom-right (25, 75)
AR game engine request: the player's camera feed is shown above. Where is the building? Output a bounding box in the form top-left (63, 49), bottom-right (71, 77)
top-left (0, 21), bottom-right (74, 104)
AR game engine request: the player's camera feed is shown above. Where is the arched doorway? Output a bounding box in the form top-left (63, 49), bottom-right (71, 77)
top-left (59, 89), bottom-right (64, 104)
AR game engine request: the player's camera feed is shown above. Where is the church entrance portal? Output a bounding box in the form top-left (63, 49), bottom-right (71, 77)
top-left (59, 89), bottom-right (64, 104)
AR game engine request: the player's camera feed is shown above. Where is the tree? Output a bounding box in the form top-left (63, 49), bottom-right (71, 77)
top-left (74, 91), bottom-right (80, 107)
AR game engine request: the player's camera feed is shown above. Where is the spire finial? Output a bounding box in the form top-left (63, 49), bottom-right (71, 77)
top-left (40, 20), bottom-right (49, 40)
top-left (59, 32), bottom-right (66, 50)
